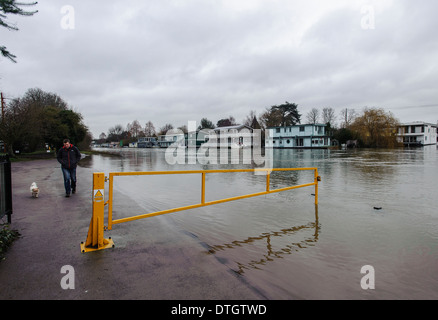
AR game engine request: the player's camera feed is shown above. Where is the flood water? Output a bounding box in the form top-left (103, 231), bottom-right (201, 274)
top-left (83, 146), bottom-right (438, 299)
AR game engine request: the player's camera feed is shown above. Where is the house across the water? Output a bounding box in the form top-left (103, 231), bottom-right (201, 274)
top-left (136, 137), bottom-right (158, 148)
top-left (266, 124), bottom-right (331, 149)
top-left (396, 122), bottom-right (437, 146)
top-left (157, 132), bottom-right (185, 148)
top-left (208, 125), bottom-right (254, 148)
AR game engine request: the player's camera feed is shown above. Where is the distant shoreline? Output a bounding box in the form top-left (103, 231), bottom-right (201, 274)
top-left (3, 148), bottom-right (125, 162)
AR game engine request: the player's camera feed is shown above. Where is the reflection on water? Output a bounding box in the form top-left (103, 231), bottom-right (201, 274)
top-left (86, 146), bottom-right (438, 299)
top-left (206, 205), bottom-right (320, 275)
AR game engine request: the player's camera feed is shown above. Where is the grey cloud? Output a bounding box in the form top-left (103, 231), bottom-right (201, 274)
top-left (1, 0), bottom-right (437, 138)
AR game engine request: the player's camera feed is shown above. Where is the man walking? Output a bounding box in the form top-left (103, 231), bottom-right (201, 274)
top-left (57, 139), bottom-right (81, 197)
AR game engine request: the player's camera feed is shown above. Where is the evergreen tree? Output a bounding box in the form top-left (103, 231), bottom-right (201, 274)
top-left (0, 88), bottom-right (88, 154)
top-left (0, 0), bottom-right (38, 62)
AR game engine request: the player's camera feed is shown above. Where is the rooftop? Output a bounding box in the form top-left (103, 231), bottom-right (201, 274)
top-left (398, 121), bottom-right (437, 127)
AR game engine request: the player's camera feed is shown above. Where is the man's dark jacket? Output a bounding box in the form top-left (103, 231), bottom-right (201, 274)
top-left (57, 144), bottom-right (81, 169)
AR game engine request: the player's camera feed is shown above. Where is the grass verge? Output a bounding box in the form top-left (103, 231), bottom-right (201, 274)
top-left (0, 224), bottom-right (20, 262)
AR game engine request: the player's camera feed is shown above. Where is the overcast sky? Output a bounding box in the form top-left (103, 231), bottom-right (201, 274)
top-left (1, 0), bottom-right (437, 138)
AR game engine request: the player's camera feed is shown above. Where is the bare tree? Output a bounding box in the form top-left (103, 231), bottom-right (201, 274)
top-left (340, 108), bottom-right (357, 128)
top-left (144, 120), bottom-right (156, 136)
top-left (322, 107), bottom-right (336, 126)
top-left (158, 123), bottom-right (173, 136)
top-left (243, 110), bottom-right (257, 127)
top-left (128, 119), bottom-right (142, 138)
top-left (108, 124), bottom-right (123, 140)
top-left (177, 124), bottom-right (188, 133)
top-left (306, 108), bottom-right (320, 124)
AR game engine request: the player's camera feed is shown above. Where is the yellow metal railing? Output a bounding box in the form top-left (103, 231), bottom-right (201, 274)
top-left (81, 168), bottom-right (320, 253)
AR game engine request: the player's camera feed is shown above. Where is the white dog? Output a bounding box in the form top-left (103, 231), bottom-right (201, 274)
top-left (30, 182), bottom-right (39, 198)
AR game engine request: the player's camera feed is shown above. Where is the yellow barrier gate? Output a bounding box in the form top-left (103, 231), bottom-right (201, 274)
top-left (80, 173), bottom-right (114, 253)
top-left (81, 168), bottom-right (320, 253)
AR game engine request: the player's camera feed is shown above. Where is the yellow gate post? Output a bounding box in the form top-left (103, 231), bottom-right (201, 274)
top-left (80, 172), bottom-right (114, 253)
top-left (314, 169), bottom-right (321, 205)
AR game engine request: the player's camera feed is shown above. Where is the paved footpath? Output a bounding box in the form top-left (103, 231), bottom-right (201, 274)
top-left (0, 158), bottom-right (266, 300)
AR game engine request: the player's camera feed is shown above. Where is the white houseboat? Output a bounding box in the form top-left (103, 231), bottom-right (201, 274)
top-left (266, 124), bottom-right (331, 149)
top-left (137, 137), bottom-right (158, 148)
top-left (396, 122), bottom-right (437, 146)
top-left (157, 132), bottom-right (185, 148)
top-left (207, 124), bottom-right (253, 148)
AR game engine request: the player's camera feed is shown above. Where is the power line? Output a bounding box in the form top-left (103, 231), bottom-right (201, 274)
top-left (392, 104), bottom-right (438, 109)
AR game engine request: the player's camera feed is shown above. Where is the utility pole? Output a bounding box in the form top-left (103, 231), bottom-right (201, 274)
top-left (1, 92), bottom-right (4, 120)
top-left (1, 92), bottom-right (6, 153)
top-left (345, 108), bottom-right (348, 128)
